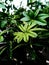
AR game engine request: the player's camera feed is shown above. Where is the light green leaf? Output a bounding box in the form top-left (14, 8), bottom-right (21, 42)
top-left (23, 33), bottom-right (29, 42)
top-left (38, 14), bottom-right (49, 19)
top-left (17, 36), bottom-right (22, 43)
top-left (0, 36), bottom-right (4, 42)
top-left (14, 32), bottom-right (23, 43)
top-left (20, 16), bottom-right (30, 21)
top-left (0, 3), bottom-right (6, 9)
top-left (28, 32), bottom-right (37, 38)
top-left (28, 20), bottom-right (37, 30)
top-left (11, 20), bottom-right (16, 24)
top-left (35, 20), bottom-right (47, 26)
top-left (0, 30), bottom-right (7, 35)
top-left (23, 11), bottom-right (28, 17)
top-left (31, 28), bottom-right (47, 31)
top-left (23, 33), bottom-right (28, 42)
top-left (18, 25), bottom-right (25, 32)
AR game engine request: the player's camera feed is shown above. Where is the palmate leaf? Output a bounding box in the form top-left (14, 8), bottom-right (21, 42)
top-left (14, 31), bottom-right (37, 43)
top-left (14, 22), bottom-right (47, 43)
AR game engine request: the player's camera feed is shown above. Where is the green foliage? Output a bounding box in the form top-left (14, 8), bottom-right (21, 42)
top-left (0, 0), bottom-right (49, 61)
top-left (13, 22), bottom-right (47, 43)
top-left (21, 9), bottom-right (49, 26)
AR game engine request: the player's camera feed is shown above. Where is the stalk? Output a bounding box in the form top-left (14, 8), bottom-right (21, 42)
top-left (9, 41), bottom-right (12, 59)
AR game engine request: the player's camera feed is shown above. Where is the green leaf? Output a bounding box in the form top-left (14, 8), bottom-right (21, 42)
top-left (38, 14), bottom-right (49, 19)
top-left (0, 30), bottom-right (7, 35)
top-left (17, 36), bottom-right (22, 43)
top-left (28, 32), bottom-right (37, 38)
top-left (1, 20), bottom-right (7, 28)
top-left (0, 3), bottom-right (6, 9)
top-left (14, 32), bottom-right (23, 43)
top-left (28, 20), bottom-right (37, 30)
top-left (35, 20), bottom-right (47, 26)
top-left (34, 8), bottom-right (40, 17)
top-left (28, 10), bottom-right (34, 17)
top-left (0, 47), bottom-right (7, 55)
top-left (0, 36), bottom-right (4, 42)
top-left (12, 44), bottom-right (24, 51)
top-left (33, 43), bottom-right (42, 46)
top-left (23, 11), bottom-right (28, 17)
top-left (31, 28), bottom-right (47, 31)
top-left (11, 20), bottom-right (16, 24)
top-left (18, 25), bottom-right (25, 32)
top-left (20, 16), bottom-right (30, 21)
top-left (0, 46), bottom-right (5, 50)
top-left (23, 33), bottom-right (29, 42)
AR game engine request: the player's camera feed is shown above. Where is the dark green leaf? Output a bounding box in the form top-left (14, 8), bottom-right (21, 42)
top-left (1, 20), bottom-right (7, 28)
top-left (34, 8), bottom-right (40, 17)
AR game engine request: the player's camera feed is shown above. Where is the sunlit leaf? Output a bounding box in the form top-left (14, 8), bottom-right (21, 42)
top-left (0, 3), bottom-right (6, 9)
top-left (20, 16), bottom-right (30, 21)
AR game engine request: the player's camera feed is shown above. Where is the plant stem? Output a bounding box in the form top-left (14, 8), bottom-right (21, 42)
top-left (9, 41), bottom-right (12, 59)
